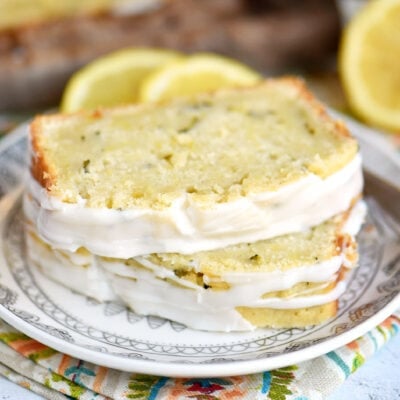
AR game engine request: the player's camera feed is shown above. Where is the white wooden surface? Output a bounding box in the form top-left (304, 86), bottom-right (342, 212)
top-left (1, 332), bottom-right (400, 399)
top-left (329, 332), bottom-right (400, 400)
top-left (0, 378), bottom-right (43, 399)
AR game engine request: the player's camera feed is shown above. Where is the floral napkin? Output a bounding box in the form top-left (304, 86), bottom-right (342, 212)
top-left (0, 314), bottom-right (399, 400)
top-left (0, 111), bottom-right (400, 400)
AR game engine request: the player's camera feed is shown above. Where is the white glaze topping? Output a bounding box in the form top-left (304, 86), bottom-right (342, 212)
top-left (25, 154), bottom-right (363, 257)
top-left (24, 200), bottom-right (366, 331)
top-left (342, 200), bottom-right (367, 236)
top-left (25, 230), bottom-right (117, 302)
top-left (99, 256), bottom-right (342, 311)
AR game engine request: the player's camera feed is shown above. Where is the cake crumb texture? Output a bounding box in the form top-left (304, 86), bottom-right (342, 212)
top-left (143, 212), bottom-right (355, 274)
top-left (236, 301), bottom-right (337, 328)
top-left (31, 77), bottom-right (358, 209)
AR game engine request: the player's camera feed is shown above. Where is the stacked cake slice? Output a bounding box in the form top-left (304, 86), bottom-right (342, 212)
top-left (25, 78), bottom-right (365, 331)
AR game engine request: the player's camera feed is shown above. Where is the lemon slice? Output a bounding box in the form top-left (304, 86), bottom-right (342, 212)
top-left (339, 0), bottom-right (400, 131)
top-left (61, 48), bottom-right (183, 112)
top-left (139, 53), bottom-right (262, 103)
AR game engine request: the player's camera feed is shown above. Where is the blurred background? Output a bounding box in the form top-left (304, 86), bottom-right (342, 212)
top-left (0, 0), bottom-right (358, 107)
top-left (0, 0), bottom-right (398, 136)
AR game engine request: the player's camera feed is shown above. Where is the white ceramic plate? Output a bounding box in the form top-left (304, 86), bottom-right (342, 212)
top-left (0, 119), bottom-right (399, 378)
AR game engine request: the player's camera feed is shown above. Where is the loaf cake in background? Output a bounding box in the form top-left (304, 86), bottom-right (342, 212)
top-left (24, 77), bottom-right (366, 331)
top-left (0, 0), bottom-right (340, 111)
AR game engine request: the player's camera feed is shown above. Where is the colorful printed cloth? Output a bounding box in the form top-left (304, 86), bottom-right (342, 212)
top-left (0, 314), bottom-right (399, 400)
top-left (0, 108), bottom-right (400, 400)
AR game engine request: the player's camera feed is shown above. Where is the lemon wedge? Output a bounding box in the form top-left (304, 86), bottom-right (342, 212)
top-left (339, 0), bottom-right (400, 131)
top-left (138, 53), bottom-right (262, 103)
top-left (61, 48), bottom-right (183, 112)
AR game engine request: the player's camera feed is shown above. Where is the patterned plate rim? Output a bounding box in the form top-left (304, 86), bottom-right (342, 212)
top-left (0, 121), bottom-right (399, 377)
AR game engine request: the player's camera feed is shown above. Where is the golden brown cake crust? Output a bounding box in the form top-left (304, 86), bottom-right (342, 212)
top-left (30, 109), bottom-right (103, 192)
top-left (30, 117), bottom-right (55, 191)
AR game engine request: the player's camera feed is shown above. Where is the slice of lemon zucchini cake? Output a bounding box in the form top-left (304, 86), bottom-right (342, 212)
top-left (24, 77), bottom-right (365, 331)
top-left (28, 77), bottom-right (362, 257)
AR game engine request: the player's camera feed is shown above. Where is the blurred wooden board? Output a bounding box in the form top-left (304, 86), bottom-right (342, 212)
top-left (0, 0), bottom-right (340, 110)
